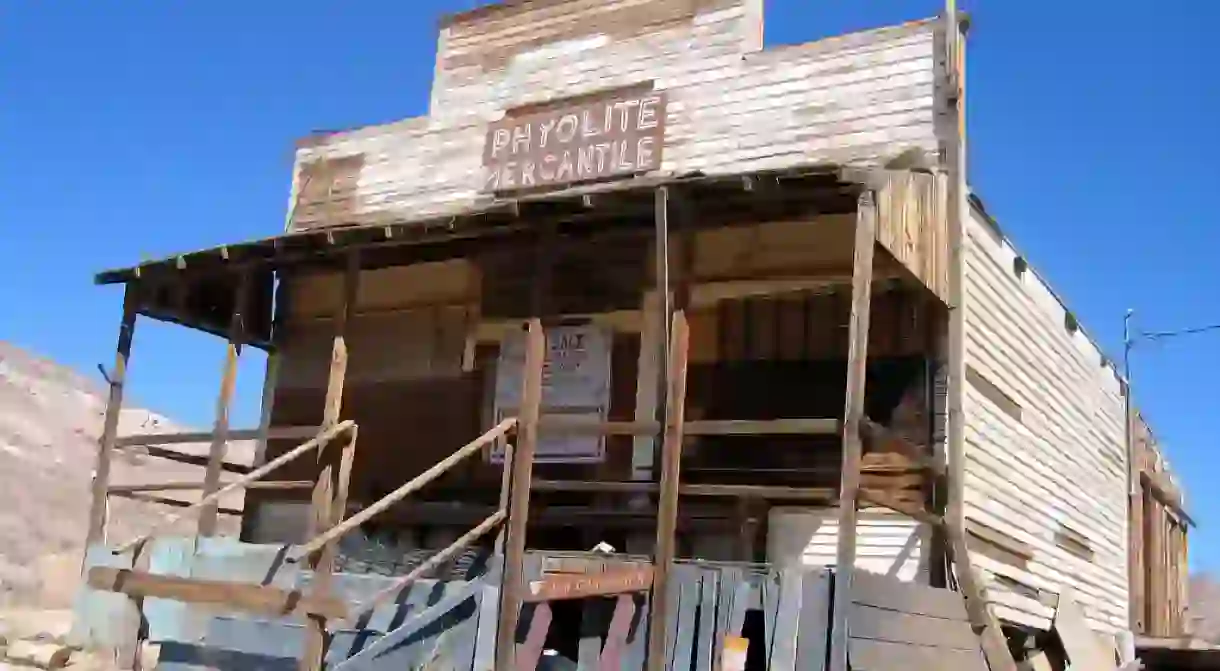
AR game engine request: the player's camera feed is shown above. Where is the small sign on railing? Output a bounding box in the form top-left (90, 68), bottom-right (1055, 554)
top-left (524, 566), bottom-right (654, 602)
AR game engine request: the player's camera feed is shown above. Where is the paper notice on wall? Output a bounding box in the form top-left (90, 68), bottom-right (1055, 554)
top-left (491, 324), bottom-right (612, 463)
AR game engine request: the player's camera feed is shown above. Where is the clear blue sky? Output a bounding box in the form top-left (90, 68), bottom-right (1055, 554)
top-left (2, 2), bottom-right (1217, 571)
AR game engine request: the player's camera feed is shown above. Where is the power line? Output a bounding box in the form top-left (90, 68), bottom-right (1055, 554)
top-left (1140, 323), bottom-right (1220, 342)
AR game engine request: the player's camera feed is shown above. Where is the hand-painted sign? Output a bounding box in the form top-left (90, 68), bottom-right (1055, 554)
top-left (524, 566), bottom-right (655, 602)
top-left (492, 324), bottom-right (612, 463)
top-left (481, 87), bottom-right (667, 192)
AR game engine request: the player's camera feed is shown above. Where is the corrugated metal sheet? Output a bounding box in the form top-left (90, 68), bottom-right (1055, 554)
top-left (766, 506), bottom-right (929, 583)
top-left (288, 0), bottom-right (940, 231)
top-left (961, 206), bottom-right (1128, 633)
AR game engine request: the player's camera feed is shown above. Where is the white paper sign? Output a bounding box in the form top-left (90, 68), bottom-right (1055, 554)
top-left (491, 324), bottom-right (612, 463)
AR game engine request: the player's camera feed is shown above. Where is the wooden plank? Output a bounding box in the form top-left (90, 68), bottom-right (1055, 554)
top-left (301, 251), bottom-right (359, 671)
top-left (199, 273), bottom-right (249, 536)
top-left (599, 594), bottom-right (637, 671)
top-left (115, 425), bottom-right (320, 448)
top-left (106, 491), bottom-right (242, 517)
top-left (685, 418), bottom-right (839, 435)
top-left (670, 566), bottom-right (699, 671)
top-left (577, 590), bottom-right (608, 671)
top-left (525, 566), bottom-right (654, 602)
top-left (828, 189), bottom-right (877, 671)
top-left (795, 569), bottom-right (830, 671)
top-left (714, 567), bottom-right (742, 671)
top-left (624, 592), bottom-right (651, 670)
top-left (763, 570), bottom-right (780, 665)
top-left (108, 480), bottom-right (312, 494)
top-left (472, 584), bottom-right (499, 671)
top-left (495, 319), bottom-right (546, 671)
top-left (134, 445), bottom-right (251, 474)
top-left (646, 309), bottom-right (691, 671)
top-left (87, 286), bottom-right (139, 548)
top-left (1052, 591), bottom-right (1114, 671)
top-left (514, 602), bottom-right (552, 671)
top-left (664, 564), bottom-right (684, 670)
top-left (848, 570), bottom-right (969, 621)
top-left (695, 568), bottom-right (718, 671)
top-left (769, 569), bottom-right (804, 671)
top-left (87, 567), bottom-right (346, 620)
top-left (858, 488), bottom-right (942, 526)
top-left (849, 604), bottom-right (980, 649)
top-left (847, 638), bottom-right (986, 671)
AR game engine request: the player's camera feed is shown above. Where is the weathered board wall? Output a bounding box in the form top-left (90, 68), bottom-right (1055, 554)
top-left (287, 1), bottom-right (941, 230)
top-left (1131, 413), bottom-right (1189, 636)
top-left (960, 202), bottom-right (1129, 632)
top-left (768, 507), bottom-right (930, 583)
top-left (246, 261), bottom-right (481, 544)
top-left (875, 170), bottom-right (949, 302)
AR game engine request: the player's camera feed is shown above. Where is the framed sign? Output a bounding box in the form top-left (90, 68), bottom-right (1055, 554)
top-left (482, 86), bottom-right (667, 192)
top-left (491, 324), bottom-right (613, 463)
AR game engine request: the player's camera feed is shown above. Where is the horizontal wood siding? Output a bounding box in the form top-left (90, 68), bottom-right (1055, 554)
top-left (768, 507), bottom-right (929, 583)
top-left (961, 206), bottom-right (1128, 632)
top-left (288, 1), bottom-right (939, 231)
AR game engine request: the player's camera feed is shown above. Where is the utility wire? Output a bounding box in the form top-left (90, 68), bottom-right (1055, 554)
top-left (1140, 323), bottom-right (1220, 341)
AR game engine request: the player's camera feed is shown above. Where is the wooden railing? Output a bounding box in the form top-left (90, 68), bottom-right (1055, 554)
top-left (85, 320), bottom-right (548, 671)
top-left (110, 420), bottom-right (357, 554)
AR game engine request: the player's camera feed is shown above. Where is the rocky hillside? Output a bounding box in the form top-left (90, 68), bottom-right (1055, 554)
top-left (0, 341), bottom-right (252, 608)
top-left (1190, 573), bottom-right (1220, 642)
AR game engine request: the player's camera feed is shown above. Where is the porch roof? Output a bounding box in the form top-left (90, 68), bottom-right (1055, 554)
top-left (92, 162), bottom-right (903, 349)
top-left (96, 162), bottom-right (873, 286)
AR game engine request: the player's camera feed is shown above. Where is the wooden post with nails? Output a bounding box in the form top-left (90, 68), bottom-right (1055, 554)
top-left (198, 272), bottom-right (250, 536)
top-left (299, 252), bottom-right (360, 671)
top-left (495, 318), bottom-right (546, 671)
top-left (645, 311), bottom-right (689, 671)
top-left (85, 285), bottom-right (140, 550)
top-left (827, 190), bottom-right (877, 671)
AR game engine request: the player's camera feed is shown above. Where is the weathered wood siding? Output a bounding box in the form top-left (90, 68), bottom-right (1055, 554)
top-left (288, 0), bottom-right (941, 231)
top-left (875, 170), bottom-right (949, 302)
top-left (1131, 413), bottom-right (1189, 636)
top-left (768, 507), bottom-right (930, 583)
top-left (961, 203), bottom-right (1129, 632)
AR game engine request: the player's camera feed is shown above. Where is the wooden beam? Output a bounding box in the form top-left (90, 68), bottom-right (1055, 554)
top-left (137, 445), bottom-right (251, 474)
top-left (300, 251), bottom-right (359, 671)
top-left (646, 310), bottom-right (690, 671)
top-left (495, 318), bottom-right (546, 671)
top-left (115, 426), bottom-right (319, 448)
top-left (112, 421), bottom-right (354, 554)
top-left (531, 480), bottom-right (837, 501)
top-left (858, 489), bottom-right (943, 526)
top-left (87, 568), bottom-right (347, 620)
top-left (107, 491), bottom-right (243, 517)
top-left (686, 418), bottom-right (839, 436)
top-left (828, 189), bottom-right (877, 671)
top-left (108, 480), bottom-right (312, 494)
top-left (86, 286), bottom-right (139, 549)
top-left (199, 272), bottom-right (250, 536)
top-left (940, 5), bottom-right (1018, 669)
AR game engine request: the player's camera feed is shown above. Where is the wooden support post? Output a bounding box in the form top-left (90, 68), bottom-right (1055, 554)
top-left (495, 319), bottom-right (546, 671)
top-left (645, 311), bottom-right (690, 671)
top-left (299, 252), bottom-right (360, 671)
top-left (198, 273), bottom-right (250, 536)
top-left (652, 186), bottom-right (673, 477)
top-left (827, 190), bottom-right (877, 671)
top-left (86, 285), bottom-right (139, 550)
top-left (938, 5), bottom-right (1017, 669)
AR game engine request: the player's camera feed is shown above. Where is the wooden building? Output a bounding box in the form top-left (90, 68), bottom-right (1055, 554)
top-left (76, 1), bottom-right (1192, 669)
